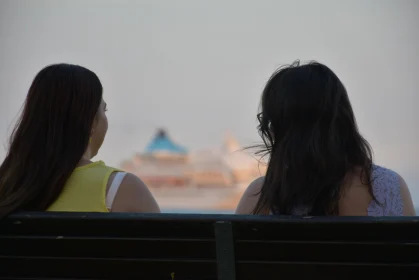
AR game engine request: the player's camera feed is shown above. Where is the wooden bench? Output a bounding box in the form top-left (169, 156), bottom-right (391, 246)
top-left (0, 212), bottom-right (418, 279)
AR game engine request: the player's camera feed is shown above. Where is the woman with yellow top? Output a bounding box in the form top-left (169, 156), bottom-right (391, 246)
top-left (0, 63), bottom-right (160, 216)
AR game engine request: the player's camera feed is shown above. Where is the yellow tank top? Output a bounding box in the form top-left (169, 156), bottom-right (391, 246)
top-left (47, 161), bottom-right (121, 212)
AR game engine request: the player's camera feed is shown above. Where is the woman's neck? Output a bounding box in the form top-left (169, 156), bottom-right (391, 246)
top-left (77, 156), bottom-right (93, 168)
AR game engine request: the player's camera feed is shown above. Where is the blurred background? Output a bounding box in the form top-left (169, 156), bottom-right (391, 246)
top-left (0, 0), bottom-right (418, 213)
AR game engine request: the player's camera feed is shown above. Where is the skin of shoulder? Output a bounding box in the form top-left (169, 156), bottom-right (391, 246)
top-left (110, 173), bottom-right (161, 213)
top-left (235, 176), bottom-right (264, 214)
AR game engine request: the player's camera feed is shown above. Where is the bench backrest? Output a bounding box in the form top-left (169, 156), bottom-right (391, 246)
top-left (0, 212), bottom-right (418, 280)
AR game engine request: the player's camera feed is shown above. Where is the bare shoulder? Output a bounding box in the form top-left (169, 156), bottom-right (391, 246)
top-left (120, 173), bottom-right (148, 188)
top-left (246, 176), bottom-right (264, 195)
top-left (111, 173), bottom-right (161, 213)
top-left (235, 176), bottom-right (264, 215)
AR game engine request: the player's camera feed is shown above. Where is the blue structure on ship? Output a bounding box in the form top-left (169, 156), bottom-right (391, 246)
top-left (145, 129), bottom-right (187, 155)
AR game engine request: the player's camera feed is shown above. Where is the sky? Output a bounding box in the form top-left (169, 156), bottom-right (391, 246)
top-left (0, 0), bottom-right (418, 204)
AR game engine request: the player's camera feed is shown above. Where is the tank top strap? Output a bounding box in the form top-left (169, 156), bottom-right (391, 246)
top-left (106, 172), bottom-right (127, 210)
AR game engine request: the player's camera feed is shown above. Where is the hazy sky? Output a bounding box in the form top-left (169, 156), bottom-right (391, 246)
top-left (0, 0), bottom-right (418, 203)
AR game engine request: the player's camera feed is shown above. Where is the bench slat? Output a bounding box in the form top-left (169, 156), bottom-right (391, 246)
top-left (233, 222), bottom-right (419, 241)
top-left (236, 261), bottom-right (418, 280)
top-left (0, 237), bottom-right (215, 259)
top-left (235, 240), bottom-right (419, 263)
top-left (0, 256), bottom-right (217, 280)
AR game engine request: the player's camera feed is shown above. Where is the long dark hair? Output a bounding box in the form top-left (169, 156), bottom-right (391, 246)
top-left (253, 60), bottom-right (374, 215)
top-left (0, 64), bottom-right (103, 217)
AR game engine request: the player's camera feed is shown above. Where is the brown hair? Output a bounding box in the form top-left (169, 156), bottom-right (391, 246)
top-left (253, 61), bottom-right (374, 215)
top-left (0, 64), bottom-right (103, 217)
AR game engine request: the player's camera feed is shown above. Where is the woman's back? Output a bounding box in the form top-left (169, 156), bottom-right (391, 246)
top-left (48, 161), bottom-right (118, 212)
top-left (299, 165), bottom-right (406, 216)
top-left (236, 165), bottom-right (415, 216)
top-left (47, 160), bottom-right (160, 213)
top-left (342, 165), bottom-right (412, 216)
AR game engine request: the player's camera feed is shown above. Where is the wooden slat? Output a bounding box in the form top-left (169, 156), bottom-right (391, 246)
top-left (232, 221), bottom-right (419, 241)
top-left (235, 240), bottom-right (419, 263)
top-left (0, 256), bottom-right (217, 280)
top-left (0, 278), bottom-right (100, 280)
top-left (3, 213), bottom-right (418, 240)
top-left (0, 236), bottom-right (215, 259)
top-left (236, 261), bottom-right (418, 280)
top-left (1, 214), bottom-right (215, 239)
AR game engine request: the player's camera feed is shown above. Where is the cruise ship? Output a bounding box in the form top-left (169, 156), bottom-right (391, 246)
top-left (120, 129), bottom-right (266, 212)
